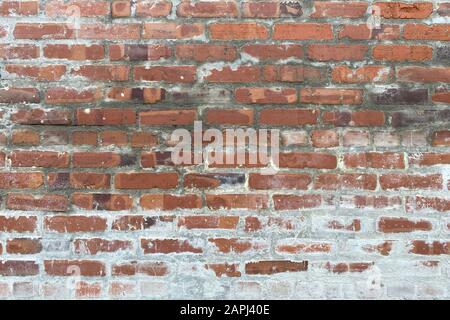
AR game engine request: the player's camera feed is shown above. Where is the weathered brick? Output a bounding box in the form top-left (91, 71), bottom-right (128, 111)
top-left (0, 0), bottom-right (448, 300)
top-left (311, 2), bottom-right (367, 18)
top-left (209, 23), bottom-right (268, 40)
top-left (273, 23), bottom-right (333, 40)
top-left (7, 194), bottom-right (68, 212)
top-left (375, 2), bottom-right (433, 19)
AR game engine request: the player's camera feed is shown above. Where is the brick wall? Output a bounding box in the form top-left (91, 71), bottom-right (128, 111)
top-left (0, 0), bottom-right (449, 299)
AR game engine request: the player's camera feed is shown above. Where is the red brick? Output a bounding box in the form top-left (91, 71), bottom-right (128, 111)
top-left (311, 1), bottom-right (367, 18)
top-left (176, 44), bottom-right (237, 62)
top-left (112, 0), bottom-right (131, 17)
top-left (14, 23), bottom-right (74, 39)
top-left (42, 130), bottom-right (68, 145)
top-left (361, 241), bottom-right (394, 256)
top-left (432, 131), bottom-right (450, 146)
top-left (7, 194), bottom-right (67, 212)
top-left (373, 45), bottom-right (432, 61)
top-left (0, 261), bottom-right (39, 276)
top-left (184, 173), bottom-right (245, 189)
top-left (244, 216), bottom-right (299, 232)
top-left (205, 66), bottom-right (260, 83)
top-left (0, 87), bottom-right (39, 103)
top-left (73, 152), bottom-right (136, 168)
top-left (311, 130), bottom-right (339, 148)
top-left (0, 1), bottom-right (38, 16)
top-left (110, 44), bottom-right (171, 61)
top-left (48, 172), bottom-right (110, 190)
top-left (410, 241), bottom-right (449, 255)
top-left (209, 23), bottom-right (269, 40)
top-left (206, 194), bottom-right (268, 210)
top-left (380, 174), bottom-right (443, 190)
top-left (11, 109), bottom-right (71, 125)
top-left (134, 66), bottom-right (196, 83)
top-left (276, 241), bottom-right (332, 254)
top-left (136, 0), bottom-right (172, 17)
top-left (112, 261), bottom-right (168, 276)
top-left (101, 131), bottom-right (128, 146)
top-left (139, 109), bottom-right (197, 126)
top-left (308, 44), bottom-right (368, 61)
top-left (0, 44), bottom-right (39, 59)
top-left (0, 172), bottom-right (44, 189)
top-left (242, 1), bottom-right (302, 18)
top-left (249, 173), bottom-right (311, 190)
top-left (324, 262), bottom-right (373, 273)
top-left (43, 44), bottom-right (104, 60)
top-left (438, 3), bottom-right (450, 16)
top-left (46, 87), bottom-right (102, 104)
top-left (44, 260), bottom-right (106, 276)
top-left (74, 239), bottom-right (132, 255)
top-left (259, 109), bottom-right (317, 126)
top-left (107, 88), bottom-right (163, 105)
top-left (409, 153), bottom-right (450, 166)
top-left (404, 24), bottom-right (450, 41)
top-left (332, 66), bottom-right (392, 84)
top-left (130, 132), bottom-right (158, 148)
top-left (397, 67), bottom-right (450, 83)
top-left (72, 65), bottom-right (129, 81)
top-left (315, 173), bottom-right (377, 190)
top-left (71, 172), bottom-right (111, 189)
top-left (6, 239), bottom-right (42, 254)
top-left (45, 0), bottom-right (109, 17)
top-left (323, 110), bottom-right (385, 127)
top-left (5, 64), bottom-right (66, 81)
top-left (339, 24), bottom-right (400, 40)
top-left (375, 2), bottom-right (433, 19)
top-left (279, 152), bottom-right (337, 169)
top-left (78, 24), bottom-right (140, 40)
top-left (72, 193), bottom-right (133, 211)
top-left (10, 151), bottom-right (69, 168)
top-left (245, 260), bottom-right (308, 274)
top-left (205, 263), bottom-right (241, 277)
top-left (273, 194), bottom-right (332, 210)
top-left (44, 216), bottom-right (107, 233)
top-left (378, 217), bottom-right (432, 233)
top-left (300, 88), bottom-right (363, 105)
top-left (235, 87), bottom-right (297, 104)
top-left (112, 216), bottom-right (174, 231)
top-left (266, 65), bottom-right (327, 83)
top-left (208, 238), bottom-right (267, 254)
top-left (140, 194), bottom-right (201, 210)
top-left (344, 152), bottom-right (405, 169)
top-left (178, 216), bottom-right (239, 230)
top-left (115, 172), bottom-right (178, 189)
top-left (143, 23), bottom-right (204, 39)
top-left (206, 109), bottom-right (254, 125)
top-left (177, 1), bottom-right (238, 17)
top-left (0, 216), bottom-right (37, 233)
top-left (76, 108), bottom-right (136, 126)
top-left (72, 131), bottom-right (97, 146)
top-left (406, 196), bottom-right (450, 213)
top-left (433, 89), bottom-right (450, 104)
top-left (11, 130), bottom-right (39, 145)
top-left (273, 23), bottom-right (333, 40)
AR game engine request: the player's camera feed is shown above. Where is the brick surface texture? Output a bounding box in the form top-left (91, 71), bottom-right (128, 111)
top-left (0, 0), bottom-right (449, 300)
